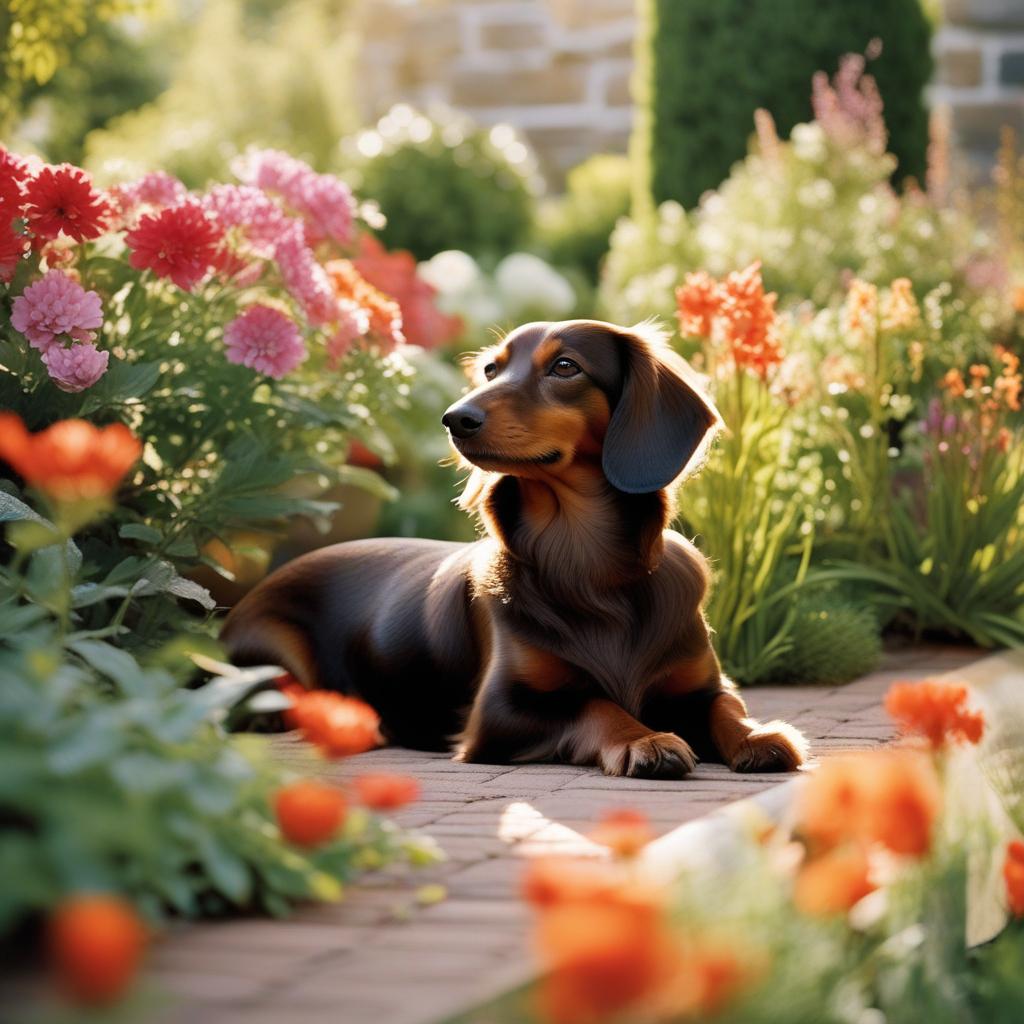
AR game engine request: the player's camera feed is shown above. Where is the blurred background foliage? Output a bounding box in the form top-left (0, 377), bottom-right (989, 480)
top-left (631, 0), bottom-right (934, 211)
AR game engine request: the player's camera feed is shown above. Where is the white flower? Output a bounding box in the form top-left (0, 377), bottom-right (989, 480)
top-left (494, 252), bottom-right (575, 318)
top-left (417, 250), bottom-right (483, 296)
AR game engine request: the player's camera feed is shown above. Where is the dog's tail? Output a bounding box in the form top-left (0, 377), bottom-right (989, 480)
top-left (220, 597), bottom-right (321, 687)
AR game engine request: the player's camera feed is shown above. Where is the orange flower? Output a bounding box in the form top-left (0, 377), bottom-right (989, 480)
top-left (797, 756), bottom-right (866, 850)
top-left (588, 809), bottom-right (655, 858)
top-left (523, 857), bottom-right (632, 909)
top-left (798, 750), bottom-right (941, 858)
top-left (863, 753), bottom-right (941, 857)
top-left (794, 845), bottom-right (875, 916)
top-left (1004, 839), bottom-right (1024, 917)
top-left (49, 895), bottom-right (147, 1006)
top-left (941, 368), bottom-right (966, 397)
top-left (325, 258), bottom-right (404, 351)
top-left (355, 773), bottom-right (421, 810)
top-left (535, 889), bottom-right (676, 1024)
top-left (670, 940), bottom-right (762, 1018)
top-left (884, 679), bottom-right (985, 748)
top-left (676, 270), bottom-right (721, 338)
top-left (275, 780), bottom-right (348, 847)
top-left (718, 262), bottom-right (783, 379)
top-left (880, 277), bottom-right (919, 331)
top-left (287, 689), bottom-right (381, 758)
top-left (0, 413), bottom-right (141, 501)
top-left (1013, 285), bottom-right (1024, 314)
top-left (844, 279), bottom-right (878, 336)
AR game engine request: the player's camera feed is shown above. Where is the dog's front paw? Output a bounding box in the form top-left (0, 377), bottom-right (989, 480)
top-left (604, 732), bottom-right (697, 779)
top-left (729, 720), bottom-right (808, 773)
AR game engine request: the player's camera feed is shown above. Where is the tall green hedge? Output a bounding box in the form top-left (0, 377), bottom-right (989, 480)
top-left (631, 0), bottom-right (934, 211)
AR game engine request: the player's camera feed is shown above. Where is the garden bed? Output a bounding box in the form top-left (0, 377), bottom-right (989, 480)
top-left (2, 644), bottom-right (982, 1024)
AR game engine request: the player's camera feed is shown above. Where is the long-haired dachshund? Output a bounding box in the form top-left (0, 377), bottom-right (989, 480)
top-left (222, 320), bottom-right (807, 778)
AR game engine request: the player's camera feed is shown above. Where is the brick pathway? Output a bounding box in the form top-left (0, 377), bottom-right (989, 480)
top-left (7, 645), bottom-right (983, 1024)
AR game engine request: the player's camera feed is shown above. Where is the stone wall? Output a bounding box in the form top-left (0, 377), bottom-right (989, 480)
top-left (352, 0), bottom-right (1024, 190)
top-left (352, 0), bottom-right (636, 186)
top-left (932, 0), bottom-right (1024, 178)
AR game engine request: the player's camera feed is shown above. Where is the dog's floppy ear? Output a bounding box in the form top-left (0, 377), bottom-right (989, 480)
top-left (602, 322), bottom-right (720, 494)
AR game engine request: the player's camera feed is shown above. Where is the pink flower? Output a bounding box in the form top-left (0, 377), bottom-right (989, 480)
top-left (326, 302), bottom-right (368, 368)
top-left (107, 171), bottom-right (188, 226)
top-left (11, 270), bottom-right (104, 353)
top-left (42, 341), bottom-right (109, 392)
top-left (274, 225), bottom-right (339, 326)
top-left (224, 305), bottom-right (306, 379)
top-left (202, 184), bottom-right (293, 257)
top-left (234, 148), bottom-right (355, 247)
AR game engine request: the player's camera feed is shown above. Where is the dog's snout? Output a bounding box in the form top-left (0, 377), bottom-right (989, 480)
top-left (442, 403), bottom-right (486, 439)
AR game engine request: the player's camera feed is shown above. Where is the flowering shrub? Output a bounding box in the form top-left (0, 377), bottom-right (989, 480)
top-left (600, 58), bottom-right (986, 323)
top-left (483, 678), bottom-right (1024, 1024)
top-left (673, 263), bottom-right (879, 684)
top-left (0, 144), bottom-right (427, 647)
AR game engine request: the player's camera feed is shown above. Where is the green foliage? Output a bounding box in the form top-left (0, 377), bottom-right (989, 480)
top-left (534, 154), bottom-right (632, 283)
top-left (349, 106), bottom-right (539, 261)
top-left (632, 0), bottom-right (933, 210)
top-left (682, 372), bottom-right (817, 685)
top-left (16, 18), bottom-right (170, 165)
top-left (0, 0), bottom-right (155, 134)
top-left (0, 503), bottom-right (438, 936)
top-left (794, 282), bottom-right (1024, 647)
top-left (777, 589), bottom-right (882, 685)
top-left (84, 0), bottom-right (358, 186)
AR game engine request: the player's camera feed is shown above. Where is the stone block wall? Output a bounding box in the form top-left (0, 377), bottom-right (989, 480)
top-left (353, 0), bottom-right (1024, 190)
top-left (352, 0), bottom-right (636, 186)
top-left (932, 0), bottom-right (1024, 177)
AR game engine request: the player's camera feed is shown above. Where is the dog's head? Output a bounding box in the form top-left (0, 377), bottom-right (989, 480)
top-left (443, 319), bottom-right (720, 493)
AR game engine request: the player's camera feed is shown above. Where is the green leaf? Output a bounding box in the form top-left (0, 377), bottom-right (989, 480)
top-left (196, 835), bottom-right (252, 905)
top-left (79, 359), bottom-right (161, 414)
top-left (0, 491), bottom-right (81, 573)
top-left (119, 523), bottom-right (163, 545)
top-left (68, 638), bottom-right (148, 693)
top-left (165, 574), bottom-right (216, 611)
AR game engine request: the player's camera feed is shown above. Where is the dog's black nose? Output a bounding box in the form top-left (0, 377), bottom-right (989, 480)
top-left (442, 403), bottom-right (486, 439)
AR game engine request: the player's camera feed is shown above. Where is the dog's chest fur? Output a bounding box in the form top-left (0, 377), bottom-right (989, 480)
top-left (473, 473), bottom-right (710, 716)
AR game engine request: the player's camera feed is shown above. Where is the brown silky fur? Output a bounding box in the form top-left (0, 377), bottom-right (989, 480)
top-left (221, 320), bottom-right (808, 778)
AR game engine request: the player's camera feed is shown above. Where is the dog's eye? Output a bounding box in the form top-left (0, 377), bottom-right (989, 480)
top-left (483, 362), bottom-right (498, 381)
top-left (550, 358), bottom-right (581, 378)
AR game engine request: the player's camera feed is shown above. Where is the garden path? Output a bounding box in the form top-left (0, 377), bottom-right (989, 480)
top-left (135, 643), bottom-right (981, 1024)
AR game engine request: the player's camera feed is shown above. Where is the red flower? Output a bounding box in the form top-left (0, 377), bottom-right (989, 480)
top-left (22, 164), bottom-right (108, 243)
top-left (355, 235), bottom-right (461, 349)
top-left (49, 895), bottom-right (147, 1006)
top-left (884, 679), bottom-right (985, 749)
top-left (125, 201), bottom-right (223, 291)
top-left (283, 688), bottom-right (382, 758)
top-left (354, 773), bottom-right (421, 810)
top-left (275, 781), bottom-right (348, 847)
top-left (1005, 840), bottom-right (1024, 917)
top-left (0, 221), bottom-right (28, 282)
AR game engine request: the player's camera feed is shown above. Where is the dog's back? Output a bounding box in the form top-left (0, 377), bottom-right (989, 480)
top-left (221, 537), bottom-right (483, 748)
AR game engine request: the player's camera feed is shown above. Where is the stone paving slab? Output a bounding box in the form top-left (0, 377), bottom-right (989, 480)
top-left (8, 644), bottom-right (984, 1024)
